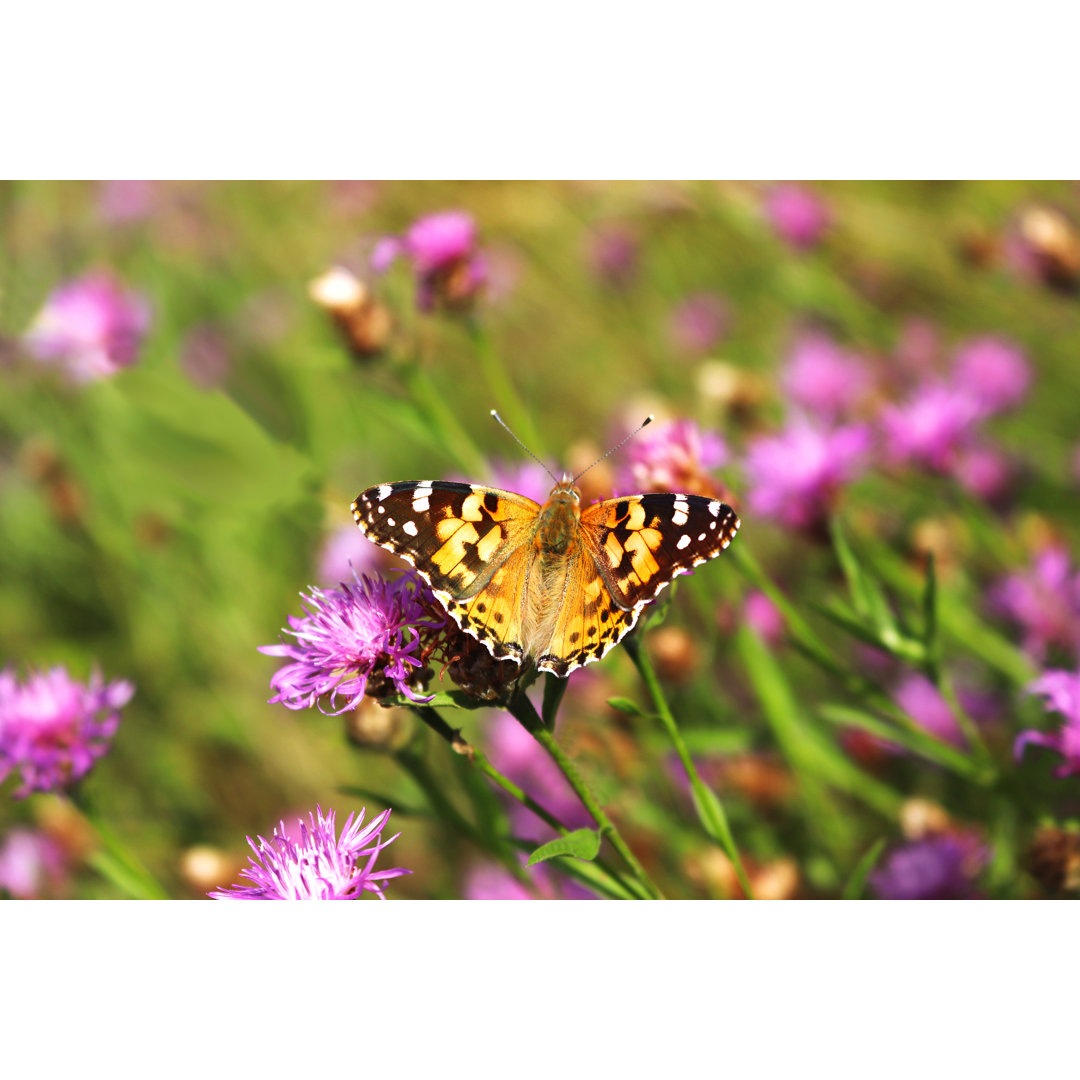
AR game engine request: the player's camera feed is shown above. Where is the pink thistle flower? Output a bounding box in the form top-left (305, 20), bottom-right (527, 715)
top-left (23, 273), bottom-right (151, 383)
top-left (1015, 669), bottom-right (1080, 778)
top-left (989, 547), bottom-right (1080, 663)
top-left (881, 382), bottom-right (980, 472)
top-left (0, 667), bottom-right (133, 798)
top-left (871, 832), bottom-right (988, 900)
top-left (487, 460), bottom-right (555, 505)
top-left (781, 332), bottom-right (873, 422)
top-left (0, 827), bottom-right (68, 899)
top-left (463, 859), bottom-right (596, 900)
top-left (951, 336), bottom-right (1031, 416)
top-left (951, 442), bottom-right (1013, 503)
top-left (209, 805), bottom-right (410, 900)
top-left (744, 418), bottom-right (870, 532)
top-left (372, 209), bottom-right (487, 313)
top-left (97, 180), bottom-right (156, 224)
top-left (893, 674), bottom-right (965, 748)
top-left (620, 418), bottom-right (728, 497)
top-left (259, 571), bottom-right (445, 713)
top-left (668, 293), bottom-right (729, 356)
top-left (764, 184), bottom-right (830, 251)
top-left (743, 590), bottom-right (785, 646)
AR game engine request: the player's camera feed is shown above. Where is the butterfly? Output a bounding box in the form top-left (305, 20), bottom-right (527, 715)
top-left (352, 474), bottom-right (740, 678)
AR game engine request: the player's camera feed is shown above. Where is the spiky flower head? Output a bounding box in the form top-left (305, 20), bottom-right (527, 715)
top-left (209, 806), bottom-right (409, 900)
top-left (0, 666), bottom-right (133, 798)
top-left (260, 571), bottom-right (445, 713)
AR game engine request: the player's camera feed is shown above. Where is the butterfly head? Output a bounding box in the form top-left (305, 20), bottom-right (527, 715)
top-left (536, 474), bottom-right (582, 555)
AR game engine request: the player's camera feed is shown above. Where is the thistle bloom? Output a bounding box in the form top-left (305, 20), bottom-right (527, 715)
top-left (951, 336), bottom-right (1031, 416)
top-left (893, 674), bottom-right (964, 747)
top-left (871, 832), bottom-right (987, 900)
top-left (0, 667), bottom-right (133, 798)
top-left (781, 332), bottom-right (872, 422)
top-left (668, 293), bottom-right (728, 356)
top-left (0, 827), bottom-right (68, 899)
top-left (372, 209), bottom-right (486, 312)
top-left (744, 418), bottom-right (870, 532)
top-left (1015, 669), bottom-right (1080, 778)
top-left (989, 547), bottom-right (1080, 663)
top-left (209, 805), bottom-right (409, 900)
top-left (486, 460), bottom-right (554, 505)
top-left (743, 590), bottom-right (785, 647)
top-left (620, 418), bottom-right (728, 498)
top-left (881, 382), bottom-right (980, 472)
top-left (764, 183), bottom-right (830, 251)
top-left (260, 572), bottom-right (445, 713)
top-left (23, 273), bottom-right (151, 383)
top-left (463, 859), bottom-right (595, 900)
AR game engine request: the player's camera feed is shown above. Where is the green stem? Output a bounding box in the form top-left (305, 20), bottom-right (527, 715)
top-left (505, 691), bottom-right (665, 900)
top-left (625, 636), bottom-right (755, 899)
top-left (935, 669), bottom-right (994, 770)
top-left (72, 796), bottom-right (169, 900)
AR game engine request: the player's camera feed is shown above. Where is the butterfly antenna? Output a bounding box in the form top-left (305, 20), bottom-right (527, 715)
top-left (490, 410), bottom-right (559, 483)
top-left (572, 414), bottom-right (654, 483)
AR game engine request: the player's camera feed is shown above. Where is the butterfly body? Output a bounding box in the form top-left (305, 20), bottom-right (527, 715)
top-left (352, 476), bottom-right (739, 678)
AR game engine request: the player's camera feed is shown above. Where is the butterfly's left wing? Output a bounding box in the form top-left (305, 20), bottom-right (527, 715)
top-left (579, 492), bottom-right (740, 612)
top-left (351, 481), bottom-right (540, 600)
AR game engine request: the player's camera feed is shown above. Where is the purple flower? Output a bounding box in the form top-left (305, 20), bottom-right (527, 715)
top-left (372, 210), bottom-right (486, 312)
top-left (620, 418), bottom-right (728, 497)
top-left (781, 332), bottom-right (872, 422)
top-left (952, 442), bottom-right (1013, 502)
top-left (259, 571), bottom-right (445, 713)
top-left (587, 224), bottom-right (639, 288)
top-left (97, 180), bottom-right (156, 224)
top-left (1015, 669), bottom-right (1080, 778)
top-left (0, 667), bottom-right (133, 798)
top-left (893, 674), bottom-right (964, 747)
top-left (487, 460), bottom-right (555, 505)
top-left (881, 382), bottom-right (980, 472)
top-left (871, 832), bottom-right (987, 899)
top-left (744, 418), bottom-right (870, 532)
top-left (951, 336), bottom-right (1031, 415)
top-left (744, 590), bottom-right (785, 646)
top-left (0, 828), bottom-right (68, 899)
top-left (23, 273), bottom-right (151, 383)
top-left (209, 805), bottom-right (409, 899)
top-left (764, 184), bottom-right (830, 251)
top-left (894, 317), bottom-right (941, 375)
top-left (989, 547), bottom-right (1080, 663)
top-left (316, 523), bottom-right (380, 586)
top-left (668, 293), bottom-right (728, 356)
top-left (463, 859), bottom-right (596, 900)
top-left (486, 713), bottom-right (592, 839)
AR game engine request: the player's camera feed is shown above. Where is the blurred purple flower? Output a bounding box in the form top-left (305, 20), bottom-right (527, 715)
top-left (764, 184), bottom-right (830, 251)
top-left (179, 324), bottom-right (230, 389)
top-left (989, 546), bottom-right (1080, 663)
top-left (372, 209), bottom-right (486, 312)
top-left (881, 382), bottom-right (980, 472)
top-left (317, 523), bottom-right (380, 586)
top-left (97, 180), bottom-right (156, 224)
top-left (894, 317), bottom-right (941, 375)
top-left (1016, 668), bottom-right (1080, 778)
top-left (486, 713), bottom-right (592, 839)
top-left (951, 336), bottom-right (1031, 416)
top-left (209, 805), bottom-right (409, 900)
top-left (744, 418), bottom-right (870, 531)
top-left (488, 460), bottom-right (555, 505)
top-left (952, 442), bottom-right (1013, 502)
top-left (587, 225), bottom-right (638, 288)
top-left (0, 827), bottom-right (68, 899)
top-left (463, 859), bottom-right (596, 900)
top-left (871, 832), bottom-right (987, 899)
top-left (781, 332), bottom-right (872, 422)
top-left (744, 590), bottom-right (785, 646)
top-left (0, 666), bottom-right (133, 798)
top-left (259, 571), bottom-right (445, 713)
top-left (668, 293), bottom-right (728, 356)
top-left (23, 273), bottom-right (151, 383)
top-left (621, 418), bottom-right (727, 496)
top-left (893, 674), bottom-right (964, 747)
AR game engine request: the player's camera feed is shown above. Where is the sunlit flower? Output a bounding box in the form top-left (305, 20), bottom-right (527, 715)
top-left (23, 273), bottom-right (151, 382)
top-left (0, 827), bottom-right (68, 899)
top-left (781, 331), bottom-right (873, 422)
top-left (309, 266), bottom-right (393, 359)
top-left (871, 832), bottom-right (987, 900)
top-left (1015, 668), bottom-right (1080, 778)
top-left (881, 382), bottom-right (980, 472)
top-left (621, 418), bottom-right (728, 498)
top-left (260, 572), bottom-right (445, 713)
top-left (951, 336), bottom-right (1031, 416)
top-left (989, 546), bottom-right (1080, 663)
top-left (209, 805), bottom-right (409, 900)
top-left (372, 210), bottom-right (486, 312)
top-left (764, 184), bottom-right (830, 250)
top-left (668, 292), bottom-right (728, 356)
top-left (744, 418), bottom-right (870, 532)
top-left (0, 667), bottom-right (133, 798)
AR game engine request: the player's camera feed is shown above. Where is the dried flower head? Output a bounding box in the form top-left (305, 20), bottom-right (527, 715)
top-left (209, 805), bottom-right (409, 900)
top-left (0, 666), bottom-right (133, 798)
top-left (260, 571), bottom-right (445, 713)
top-left (1024, 826), bottom-right (1080, 893)
top-left (309, 265), bottom-right (393, 358)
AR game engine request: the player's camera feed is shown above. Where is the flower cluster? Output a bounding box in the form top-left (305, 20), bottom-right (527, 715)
top-left (0, 666), bottom-right (133, 798)
top-left (871, 831), bottom-right (987, 900)
top-left (209, 805), bottom-right (409, 899)
top-left (619, 417), bottom-right (728, 499)
top-left (1015, 668), bottom-right (1080, 778)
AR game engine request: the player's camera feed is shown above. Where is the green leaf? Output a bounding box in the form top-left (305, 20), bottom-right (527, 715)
top-left (527, 828), bottom-right (603, 867)
top-left (643, 580), bottom-right (677, 629)
top-left (419, 690), bottom-right (493, 711)
top-left (606, 696), bottom-right (653, 719)
top-left (842, 839), bottom-right (887, 899)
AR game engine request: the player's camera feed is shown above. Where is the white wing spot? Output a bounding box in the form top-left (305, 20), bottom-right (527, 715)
top-left (708, 500), bottom-right (720, 517)
top-left (377, 485), bottom-right (392, 501)
top-left (676, 534), bottom-right (691, 550)
top-left (698, 532), bottom-right (706, 541)
top-left (413, 497), bottom-right (430, 512)
top-left (402, 520), bottom-right (418, 536)
top-left (378, 505), bottom-right (386, 515)
top-left (709, 520), bottom-right (716, 529)
top-left (387, 517), bottom-right (396, 526)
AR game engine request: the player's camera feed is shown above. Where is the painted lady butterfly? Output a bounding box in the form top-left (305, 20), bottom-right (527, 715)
top-left (351, 474), bottom-right (740, 678)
